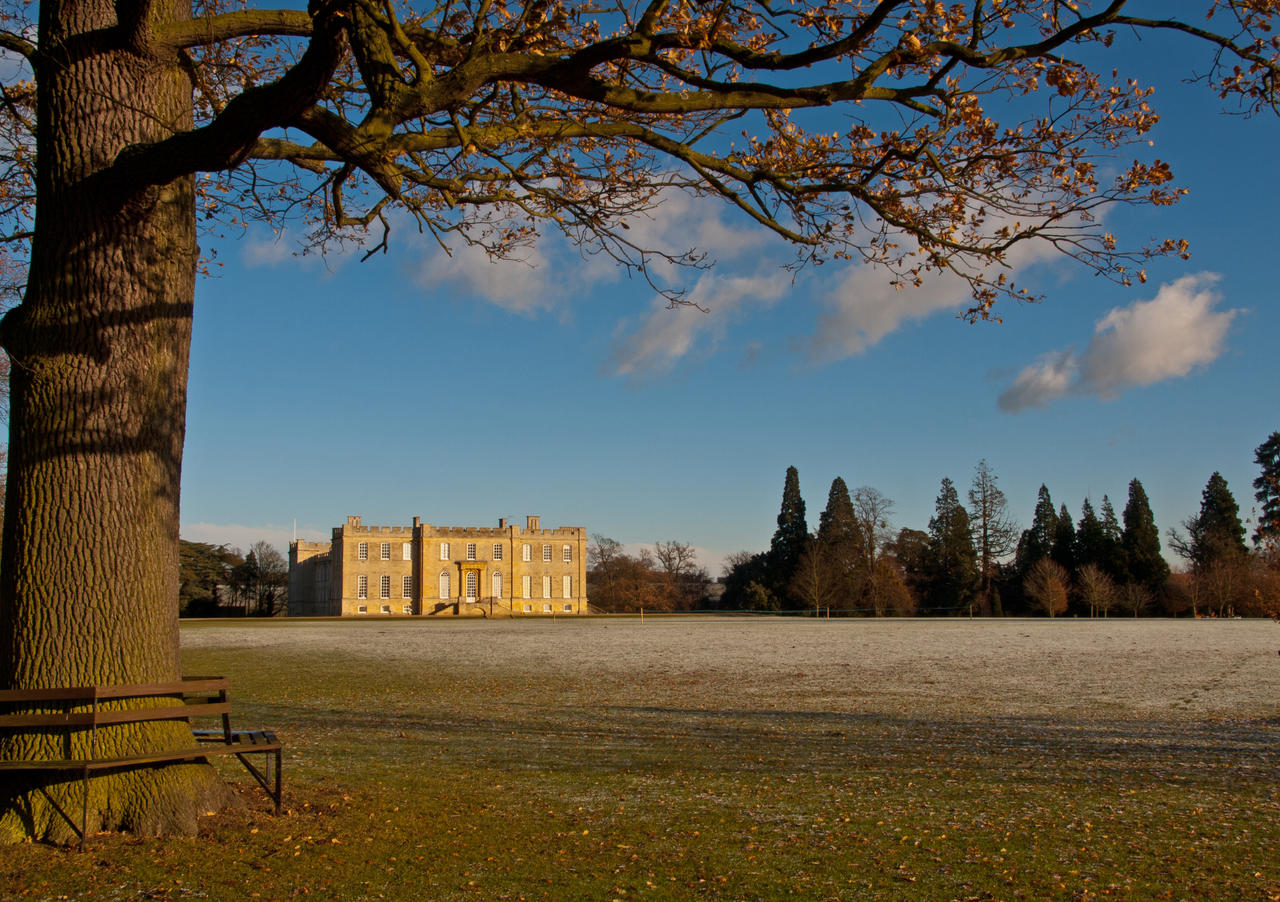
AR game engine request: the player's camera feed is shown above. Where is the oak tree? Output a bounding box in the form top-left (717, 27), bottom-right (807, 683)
top-left (851, 485), bottom-right (896, 615)
top-left (1, 0), bottom-right (1277, 840)
top-left (653, 539), bottom-right (706, 609)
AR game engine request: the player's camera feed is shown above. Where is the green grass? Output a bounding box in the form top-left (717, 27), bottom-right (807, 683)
top-left (4, 619), bottom-right (1279, 901)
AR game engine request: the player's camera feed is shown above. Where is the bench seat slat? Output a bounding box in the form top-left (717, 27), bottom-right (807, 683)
top-left (0, 703), bottom-right (232, 730)
top-left (0, 678), bottom-right (230, 706)
top-left (0, 676), bottom-right (281, 843)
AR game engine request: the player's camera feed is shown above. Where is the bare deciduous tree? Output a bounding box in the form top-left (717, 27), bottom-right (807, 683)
top-left (852, 486), bottom-right (895, 615)
top-left (653, 540), bottom-right (705, 610)
top-left (1024, 558), bottom-right (1070, 618)
top-left (1076, 563), bottom-right (1118, 619)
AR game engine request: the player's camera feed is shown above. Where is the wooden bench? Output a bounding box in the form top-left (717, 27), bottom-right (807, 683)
top-left (0, 676), bottom-right (282, 843)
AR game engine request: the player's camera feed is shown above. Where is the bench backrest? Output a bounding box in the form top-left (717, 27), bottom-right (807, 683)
top-left (0, 676), bottom-right (233, 738)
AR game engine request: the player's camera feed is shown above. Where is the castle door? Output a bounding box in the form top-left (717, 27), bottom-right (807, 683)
top-left (465, 569), bottom-right (479, 604)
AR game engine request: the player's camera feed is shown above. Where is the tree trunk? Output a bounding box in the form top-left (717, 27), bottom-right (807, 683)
top-left (0, 0), bottom-right (233, 842)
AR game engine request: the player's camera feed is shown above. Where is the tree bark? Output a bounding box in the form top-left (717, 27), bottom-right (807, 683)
top-left (0, 0), bottom-right (233, 842)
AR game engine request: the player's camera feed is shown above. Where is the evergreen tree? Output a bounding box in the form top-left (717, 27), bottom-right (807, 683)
top-left (178, 541), bottom-right (242, 617)
top-left (967, 459), bottom-right (1017, 616)
top-left (1051, 503), bottom-right (1076, 573)
top-left (769, 466), bottom-right (809, 602)
top-left (1122, 478), bottom-right (1169, 592)
top-left (1015, 485), bottom-right (1058, 574)
top-left (1099, 494), bottom-right (1126, 581)
top-left (815, 476), bottom-right (862, 608)
top-left (817, 477), bottom-right (860, 550)
top-left (1170, 472), bottom-right (1248, 570)
top-left (924, 478), bottom-right (979, 614)
top-left (889, 527), bottom-right (931, 607)
top-left (1075, 499), bottom-right (1106, 571)
top-left (720, 551), bottom-right (777, 612)
top-left (1253, 432), bottom-right (1280, 548)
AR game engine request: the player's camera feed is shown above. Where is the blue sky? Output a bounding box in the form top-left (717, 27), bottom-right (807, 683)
top-left (179, 31), bottom-right (1279, 574)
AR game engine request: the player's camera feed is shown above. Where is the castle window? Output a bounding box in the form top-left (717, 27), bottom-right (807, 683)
top-left (542, 544), bottom-right (552, 562)
top-left (522, 575), bottom-right (531, 599)
top-left (357, 574), bottom-right (368, 599)
top-left (357, 605), bottom-right (368, 614)
top-left (402, 605), bottom-right (412, 614)
top-left (562, 544), bottom-right (572, 563)
top-left (522, 603), bottom-right (532, 613)
top-left (380, 575), bottom-right (391, 599)
top-left (563, 575), bottom-right (572, 598)
top-left (357, 542), bottom-right (368, 561)
top-left (380, 542), bottom-right (391, 561)
top-left (402, 575), bottom-right (414, 598)
top-left (466, 543), bottom-right (476, 561)
top-left (522, 544), bottom-right (531, 562)
top-left (493, 544), bottom-right (503, 561)
top-left (542, 575), bottom-right (552, 598)
top-left (563, 604), bottom-right (573, 613)
top-left (493, 571), bottom-right (503, 598)
top-left (439, 571), bottom-right (451, 599)
top-left (440, 542), bottom-right (450, 560)
top-left (543, 603), bottom-right (552, 613)
top-left (402, 542), bottom-right (412, 561)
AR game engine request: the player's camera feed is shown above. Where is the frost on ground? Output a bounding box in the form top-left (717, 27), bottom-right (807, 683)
top-left (181, 617), bottom-right (1280, 721)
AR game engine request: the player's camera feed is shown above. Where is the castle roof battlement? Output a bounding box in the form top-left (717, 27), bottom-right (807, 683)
top-left (291, 539), bottom-right (331, 553)
top-left (431, 525), bottom-right (507, 536)
top-left (335, 522), bottom-right (415, 537)
top-left (330, 515), bottom-right (582, 541)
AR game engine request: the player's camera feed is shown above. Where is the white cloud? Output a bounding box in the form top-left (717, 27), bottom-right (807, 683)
top-left (809, 229), bottom-right (1067, 361)
top-left (603, 191), bottom-right (795, 374)
top-left (408, 188), bottom-right (772, 320)
top-left (181, 521), bottom-right (328, 556)
top-left (998, 272), bottom-right (1240, 411)
top-left (413, 239), bottom-right (558, 314)
top-left (239, 225), bottom-right (359, 271)
top-left (618, 190), bottom-right (771, 269)
top-left (608, 269), bottom-right (792, 375)
top-left (241, 232), bottom-right (299, 268)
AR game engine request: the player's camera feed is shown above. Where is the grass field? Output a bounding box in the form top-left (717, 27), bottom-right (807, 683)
top-left (5, 617), bottom-right (1280, 901)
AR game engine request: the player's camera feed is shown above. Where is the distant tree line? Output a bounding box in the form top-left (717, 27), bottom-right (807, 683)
top-left (178, 540), bottom-right (288, 617)
top-left (586, 537), bottom-right (711, 613)
top-left (710, 432), bottom-right (1280, 617)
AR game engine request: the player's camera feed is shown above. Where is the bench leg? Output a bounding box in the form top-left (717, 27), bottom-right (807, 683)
top-left (273, 749), bottom-right (282, 815)
top-left (234, 751), bottom-right (282, 814)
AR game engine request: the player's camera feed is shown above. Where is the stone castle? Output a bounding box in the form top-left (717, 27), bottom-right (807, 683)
top-left (288, 515), bottom-right (588, 617)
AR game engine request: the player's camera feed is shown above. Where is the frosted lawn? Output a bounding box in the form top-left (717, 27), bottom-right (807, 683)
top-left (181, 616), bottom-right (1280, 721)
